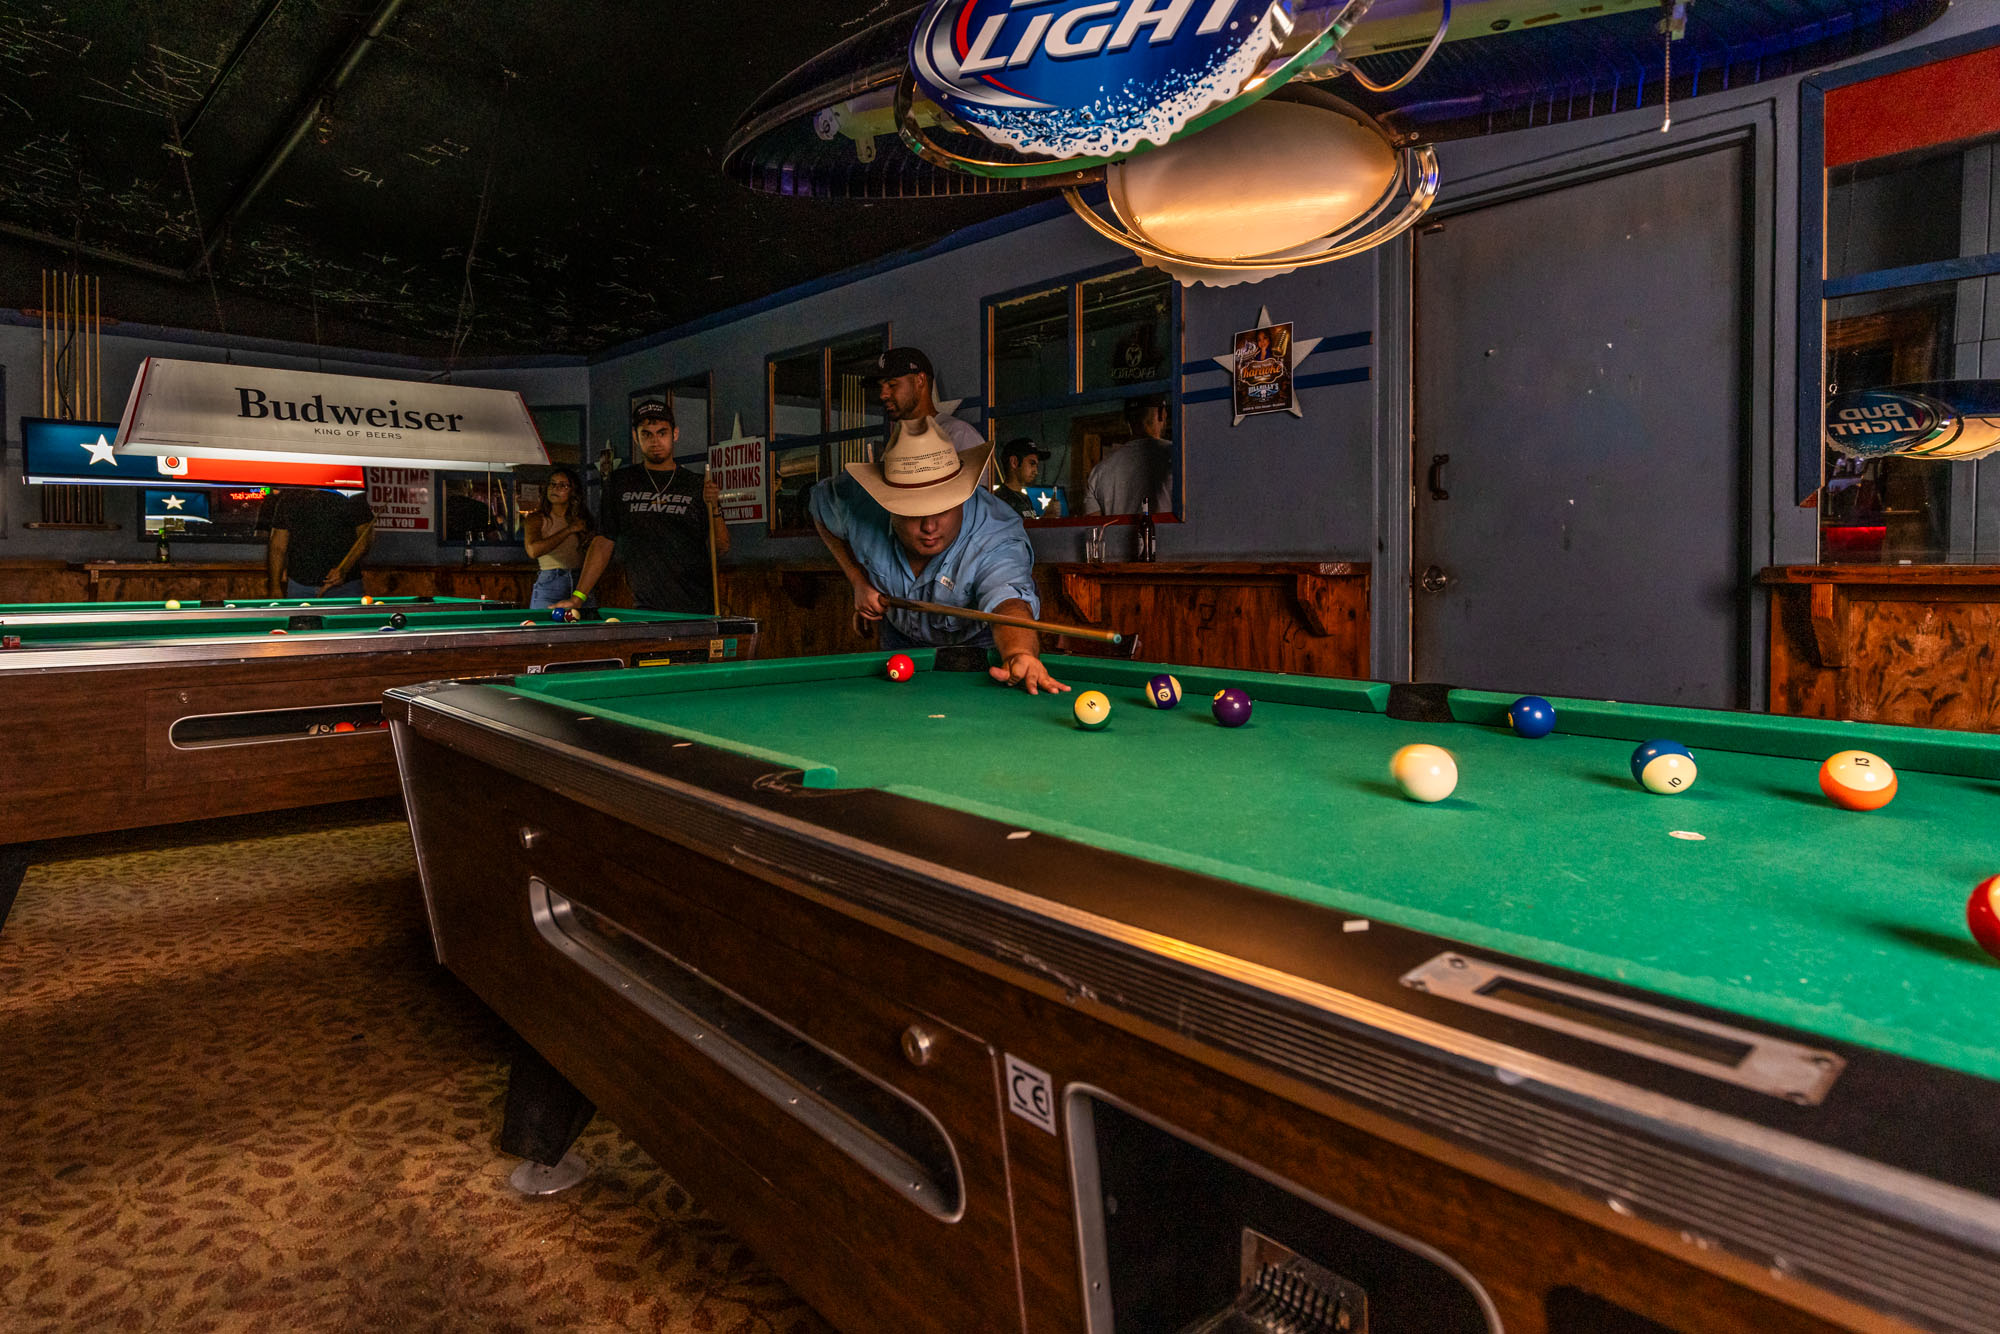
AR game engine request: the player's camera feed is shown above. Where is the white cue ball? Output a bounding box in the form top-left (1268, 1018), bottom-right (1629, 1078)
top-left (1391, 744), bottom-right (1458, 803)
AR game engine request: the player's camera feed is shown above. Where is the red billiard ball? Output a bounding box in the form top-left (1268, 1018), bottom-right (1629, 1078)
top-left (268, 628), bottom-right (287, 635)
top-left (885, 653), bottom-right (916, 682)
top-left (333, 722), bottom-right (357, 733)
top-left (1969, 876), bottom-right (2000, 962)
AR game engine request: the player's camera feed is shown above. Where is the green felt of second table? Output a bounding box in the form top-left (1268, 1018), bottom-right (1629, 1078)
top-left (0, 607), bottom-right (710, 648)
top-left (0, 596), bottom-right (499, 623)
top-left (498, 651), bottom-right (2000, 1082)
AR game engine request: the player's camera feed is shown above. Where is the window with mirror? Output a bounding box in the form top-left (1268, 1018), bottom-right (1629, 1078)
top-left (765, 326), bottom-right (890, 537)
top-left (1804, 41), bottom-right (2000, 563)
top-left (986, 264), bottom-right (1179, 523)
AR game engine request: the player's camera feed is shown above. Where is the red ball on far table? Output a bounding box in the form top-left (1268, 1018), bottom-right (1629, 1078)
top-left (1969, 875), bottom-right (2000, 962)
top-left (333, 722), bottom-right (357, 733)
top-left (885, 653), bottom-right (916, 682)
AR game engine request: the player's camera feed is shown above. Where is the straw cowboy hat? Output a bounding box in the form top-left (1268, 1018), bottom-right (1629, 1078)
top-left (847, 426), bottom-right (993, 517)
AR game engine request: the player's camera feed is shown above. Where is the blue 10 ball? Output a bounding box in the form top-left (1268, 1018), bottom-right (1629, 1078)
top-left (1630, 740), bottom-right (1698, 794)
top-left (1145, 674), bottom-right (1182, 709)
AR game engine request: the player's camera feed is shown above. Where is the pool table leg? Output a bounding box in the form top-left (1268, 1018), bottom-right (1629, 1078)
top-left (498, 1034), bottom-right (597, 1176)
top-left (0, 842), bottom-right (38, 933)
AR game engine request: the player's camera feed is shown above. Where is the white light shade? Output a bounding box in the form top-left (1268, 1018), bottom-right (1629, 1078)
top-left (114, 358), bottom-right (550, 473)
top-left (1106, 98), bottom-right (1399, 262)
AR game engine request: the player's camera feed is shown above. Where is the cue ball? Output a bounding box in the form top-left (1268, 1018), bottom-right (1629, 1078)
top-left (1630, 740), bottom-right (1697, 794)
top-left (1144, 674), bottom-right (1182, 709)
top-left (1968, 875), bottom-right (2000, 961)
top-left (1508, 695), bottom-right (1556, 739)
top-left (1391, 744), bottom-right (1458, 803)
top-left (1819, 750), bottom-right (1896, 811)
top-left (163, 599), bottom-right (181, 610)
top-left (389, 612), bottom-right (407, 628)
top-left (1073, 691), bottom-right (1111, 730)
top-left (1211, 688), bottom-right (1253, 727)
top-left (885, 653), bottom-right (916, 682)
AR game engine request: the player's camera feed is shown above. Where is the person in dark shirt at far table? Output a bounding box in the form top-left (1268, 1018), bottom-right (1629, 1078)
top-left (994, 437), bottom-right (1050, 518)
top-left (266, 487), bottom-right (375, 598)
top-left (558, 397), bottom-right (727, 614)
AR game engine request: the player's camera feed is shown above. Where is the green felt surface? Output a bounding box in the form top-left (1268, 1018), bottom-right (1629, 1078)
top-left (0, 607), bottom-right (710, 647)
top-left (0, 597), bottom-right (493, 617)
top-left (503, 653), bottom-right (2000, 1080)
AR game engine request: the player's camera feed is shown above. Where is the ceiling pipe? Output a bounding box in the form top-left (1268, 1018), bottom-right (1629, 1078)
top-left (179, 0), bottom-right (289, 142)
top-left (194, 0), bottom-right (408, 275)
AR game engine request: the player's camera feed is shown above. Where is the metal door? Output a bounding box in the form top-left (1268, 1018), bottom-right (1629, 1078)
top-left (1412, 144), bottom-right (1750, 707)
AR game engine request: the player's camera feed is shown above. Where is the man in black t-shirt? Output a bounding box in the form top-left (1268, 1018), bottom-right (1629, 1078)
top-left (266, 488), bottom-right (375, 598)
top-left (560, 398), bottom-right (726, 614)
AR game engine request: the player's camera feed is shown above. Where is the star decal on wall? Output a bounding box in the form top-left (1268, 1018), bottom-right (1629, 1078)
top-left (80, 433), bottom-right (117, 465)
top-left (159, 494), bottom-right (186, 510)
top-left (1211, 306), bottom-right (1325, 426)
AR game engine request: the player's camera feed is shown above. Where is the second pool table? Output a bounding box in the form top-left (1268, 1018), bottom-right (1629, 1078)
top-left (0, 608), bottom-right (757, 928)
top-left (389, 650), bottom-right (2000, 1334)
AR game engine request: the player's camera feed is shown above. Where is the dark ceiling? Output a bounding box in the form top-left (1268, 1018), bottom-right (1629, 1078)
top-left (0, 0), bottom-right (1023, 358)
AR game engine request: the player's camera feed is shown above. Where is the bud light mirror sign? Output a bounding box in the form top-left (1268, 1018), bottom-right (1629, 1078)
top-left (1825, 382), bottom-right (2000, 462)
top-left (912, 0), bottom-right (1293, 160)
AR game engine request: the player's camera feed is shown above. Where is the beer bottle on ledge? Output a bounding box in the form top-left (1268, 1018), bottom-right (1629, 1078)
top-left (1136, 499), bottom-right (1156, 563)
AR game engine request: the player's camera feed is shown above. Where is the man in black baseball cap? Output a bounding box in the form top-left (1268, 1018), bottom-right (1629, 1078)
top-left (994, 437), bottom-right (1051, 518)
top-left (557, 396), bottom-right (727, 614)
top-left (865, 346), bottom-right (985, 457)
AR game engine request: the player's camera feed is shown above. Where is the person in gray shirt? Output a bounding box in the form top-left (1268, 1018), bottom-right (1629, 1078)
top-left (1083, 394), bottom-right (1174, 516)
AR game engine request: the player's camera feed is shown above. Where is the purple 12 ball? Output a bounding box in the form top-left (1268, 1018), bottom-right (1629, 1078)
top-left (1211, 688), bottom-right (1253, 728)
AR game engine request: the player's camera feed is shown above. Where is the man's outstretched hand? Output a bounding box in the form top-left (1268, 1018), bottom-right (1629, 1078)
top-left (990, 652), bottom-right (1070, 695)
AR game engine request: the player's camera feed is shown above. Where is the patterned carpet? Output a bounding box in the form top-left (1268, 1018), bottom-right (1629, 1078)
top-left (0, 802), bottom-right (832, 1334)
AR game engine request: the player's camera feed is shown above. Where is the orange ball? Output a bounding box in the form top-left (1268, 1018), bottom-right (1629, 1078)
top-left (1818, 750), bottom-right (1896, 811)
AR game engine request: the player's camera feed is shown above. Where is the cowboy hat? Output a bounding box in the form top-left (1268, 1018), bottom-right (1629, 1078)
top-left (847, 424), bottom-right (993, 517)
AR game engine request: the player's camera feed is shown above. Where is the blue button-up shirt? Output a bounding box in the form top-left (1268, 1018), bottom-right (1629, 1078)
top-left (807, 473), bottom-right (1040, 647)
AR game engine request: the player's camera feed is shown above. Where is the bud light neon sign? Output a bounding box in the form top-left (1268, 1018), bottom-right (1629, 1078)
top-left (911, 0), bottom-right (1290, 160)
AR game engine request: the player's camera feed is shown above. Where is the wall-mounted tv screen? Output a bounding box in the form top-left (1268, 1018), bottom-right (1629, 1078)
top-left (141, 487), bottom-right (275, 544)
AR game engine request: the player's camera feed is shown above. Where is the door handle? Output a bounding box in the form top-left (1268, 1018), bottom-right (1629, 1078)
top-left (1418, 565), bottom-right (1451, 594)
top-left (1427, 454), bottom-right (1450, 501)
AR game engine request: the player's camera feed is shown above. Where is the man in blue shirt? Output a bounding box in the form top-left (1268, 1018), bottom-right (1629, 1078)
top-left (809, 357), bottom-right (1066, 695)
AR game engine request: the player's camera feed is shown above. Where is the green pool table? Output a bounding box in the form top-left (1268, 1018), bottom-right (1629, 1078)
top-left (388, 650), bottom-right (2000, 1334)
top-left (0, 608), bottom-right (757, 925)
top-left (0, 594), bottom-right (507, 624)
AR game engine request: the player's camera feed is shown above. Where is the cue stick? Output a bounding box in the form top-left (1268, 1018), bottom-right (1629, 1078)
top-left (877, 594), bottom-right (1122, 644)
top-left (704, 464), bottom-right (722, 616)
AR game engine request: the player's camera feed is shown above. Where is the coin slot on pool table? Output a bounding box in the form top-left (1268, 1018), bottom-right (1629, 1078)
top-left (525, 877), bottom-right (963, 1221)
top-left (168, 701), bottom-right (388, 748)
top-left (1400, 954), bottom-right (1844, 1104)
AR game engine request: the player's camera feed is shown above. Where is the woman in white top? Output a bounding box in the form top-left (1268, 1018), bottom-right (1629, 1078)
top-left (524, 466), bottom-right (595, 609)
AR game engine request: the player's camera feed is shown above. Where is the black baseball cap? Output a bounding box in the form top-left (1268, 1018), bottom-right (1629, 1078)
top-left (865, 347), bottom-right (935, 384)
top-left (630, 397), bottom-right (674, 428)
top-left (999, 437), bottom-right (1050, 463)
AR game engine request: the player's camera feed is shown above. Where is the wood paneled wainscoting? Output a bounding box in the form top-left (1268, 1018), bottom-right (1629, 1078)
top-left (1763, 566), bottom-right (2000, 732)
top-left (1038, 562), bottom-right (1370, 677)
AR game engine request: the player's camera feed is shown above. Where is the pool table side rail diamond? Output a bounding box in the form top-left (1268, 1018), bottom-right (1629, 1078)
top-left (387, 671), bottom-right (2000, 1334)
